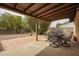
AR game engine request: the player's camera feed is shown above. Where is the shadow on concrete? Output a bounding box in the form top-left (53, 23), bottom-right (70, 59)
top-left (36, 45), bottom-right (79, 56)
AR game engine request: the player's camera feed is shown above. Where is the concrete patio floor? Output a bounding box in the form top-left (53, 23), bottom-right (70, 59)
top-left (36, 40), bottom-right (79, 56)
top-left (0, 40), bottom-right (49, 56)
top-left (0, 34), bottom-right (49, 56)
top-left (0, 34), bottom-right (79, 56)
top-left (0, 40), bottom-right (79, 56)
top-left (36, 45), bottom-right (79, 56)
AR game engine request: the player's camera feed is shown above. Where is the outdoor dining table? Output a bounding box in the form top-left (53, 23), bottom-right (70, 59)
top-left (56, 33), bottom-right (64, 45)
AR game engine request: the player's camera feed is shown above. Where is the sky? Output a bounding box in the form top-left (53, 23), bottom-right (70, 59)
top-left (0, 8), bottom-right (73, 27)
top-left (49, 18), bottom-right (73, 28)
top-left (0, 8), bottom-right (25, 17)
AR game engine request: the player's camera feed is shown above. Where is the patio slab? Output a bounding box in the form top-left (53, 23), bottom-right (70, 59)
top-left (0, 40), bottom-right (49, 56)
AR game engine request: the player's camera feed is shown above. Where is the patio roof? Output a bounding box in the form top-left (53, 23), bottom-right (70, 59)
top-left (0, 3), bottom-right (78, 21)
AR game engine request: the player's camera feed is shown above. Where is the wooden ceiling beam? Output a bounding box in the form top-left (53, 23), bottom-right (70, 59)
top-left (0, 3), bottom-right (49, 22)
top-left (48, 10), bottom-right (76, 21)
top-left (43, 5), bottom-right (77, 18)
top-left (31, 3), bottom-right (49, 14)
top-left (48, 13), bottom-right (75, 21)
top-left (24, 3), bottom-right (34, 11)
top-left (33, 4), bottom-right (61, 16)
top-left (38, 4), bottom-right (72, 17)
top-left (14, 3), bottom-right (18, 8)
top-left (48, 14), bottom-right (75, 21)
top-left (44, 8), bottom-right (76, 19)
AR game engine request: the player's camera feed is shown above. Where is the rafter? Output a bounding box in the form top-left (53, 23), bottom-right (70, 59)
top-left (48, 12), bottom-right (75, 21)
top-left (31, 3), bottom-right (49, 14)
top-left (36, 4), bottom-right (61, 17)
top-left (24, 3), bottom-right (34, 12)
top-left (43, 5), bottom-right (77, 18)
top-left (48, 9), bottom-right (76, 20)
top-left (38, 4), bottom-right (73, 17)
top-left (14, 3), bottom-right (18, 8)
top-left (0, 3), bottom-right (49, 22)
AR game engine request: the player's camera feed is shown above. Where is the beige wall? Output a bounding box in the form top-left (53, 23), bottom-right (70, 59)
top-left (74, 9), bottom-right (79, 42)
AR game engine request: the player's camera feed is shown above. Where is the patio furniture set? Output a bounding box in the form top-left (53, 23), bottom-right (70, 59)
top-left (48, 28), bottom-right (73, 48)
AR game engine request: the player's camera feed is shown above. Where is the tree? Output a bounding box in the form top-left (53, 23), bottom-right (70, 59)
top-left (13, 16), bottom-right (23, 33)
top-left (26, 16), bottom-right (36, 35)
top-left (56, 23), bottom-right (63, 28)
top-left (38, 20), bottom-right (50, 34)
top-left (0, 13), bottom-right (14, 29)
top-left (0, 12), bottom-right (26, 33)
top-left (26, 16), bottom-right (50, 35)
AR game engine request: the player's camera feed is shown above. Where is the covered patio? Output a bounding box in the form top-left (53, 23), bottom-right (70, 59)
top-left (0, 3), bottom-right (79, 56)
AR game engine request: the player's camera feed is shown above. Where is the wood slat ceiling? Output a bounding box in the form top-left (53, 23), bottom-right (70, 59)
top-left (0, 3), bottom-right (78, 22)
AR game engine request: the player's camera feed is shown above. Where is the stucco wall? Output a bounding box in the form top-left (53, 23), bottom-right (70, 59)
top-left (74, 9), bottom-right (79, 42)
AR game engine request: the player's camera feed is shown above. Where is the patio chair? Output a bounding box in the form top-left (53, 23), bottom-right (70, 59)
top-left (61, 33), bottom-right (72, 47)
top-left (48, 32), bottom-right (61, 48)
top-left (49, 36), bottom-right (61, 48)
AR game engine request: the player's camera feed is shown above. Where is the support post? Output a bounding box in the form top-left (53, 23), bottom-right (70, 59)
top-left (36, 20), bottom-right (38, 41)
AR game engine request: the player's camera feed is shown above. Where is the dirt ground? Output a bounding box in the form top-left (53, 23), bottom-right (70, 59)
top-left (0, 33), bottom-right (47, 51)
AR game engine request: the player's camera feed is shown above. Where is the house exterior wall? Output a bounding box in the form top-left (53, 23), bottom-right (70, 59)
top-left (74, 8), bottom-right (79, 42)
